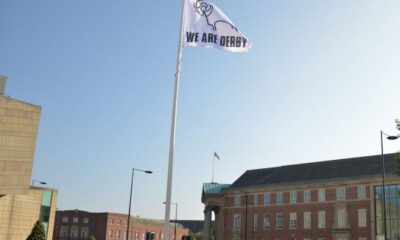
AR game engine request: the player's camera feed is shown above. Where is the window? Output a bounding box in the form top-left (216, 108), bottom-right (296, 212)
top-left (289, 212), bottom-right (297, 229)
top-left (83, 217), bottom-right (89, 224)
top-left (336, 187), bottom-right (346, 201)
top-left (264, 193), bottom-right (271, 205)
top-left (318, 211), bottom-right (326, 229)
top-left (73, 217), bottom-right (79, 223)
top-left (303, 190), bottom-right (311, 203)
top-left (62, 217), bottom-right (68, 223)
top-left (135, 232), bottom-right (140, 240)
top-left (254, 194), bottom-right (258, 206)
top-left (276, 213), bottom-right (283, 229)
top-left (318, 189), bottom-right (325, 202)
top-left (109, 230), bottom-right (113, 237)
top-left (253, 214), bottom-right (258, 230)
top-left (110, 218), bottom-right (114, 225)
top-left (358, 186), bottom-right (366, 199)
top-left (263, 214), bottom-right (271, 230)
top-left (337, 209), bottom-right (346, 228)
top-left (81, 227), bottom-right (89, 239)
top-left (358, 209), bottom-right (367, 227)
top-left (71, 226), bottom-right (79, 239)
top-left (234, 196), bottom-right (241, 207)
top-left (290, 191), bottom-right (297, 204)
top-left (60, 226), bottom-right (68, 238)
top-left (277, 192), bottom-right (284, 204)
top-left (116, 230), bottom-right (121, 239)
top-left (304, 211), bottom-right (311, 229)
top-left (118, 218), bottom-right (122, 225)
top-left (233, 214), bottom-right (241, 230)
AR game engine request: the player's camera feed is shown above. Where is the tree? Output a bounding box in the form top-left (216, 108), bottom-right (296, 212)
top-left (189, 231), bottom-right (204, 240)
top-left (26, 220), bottom-right (46, 240)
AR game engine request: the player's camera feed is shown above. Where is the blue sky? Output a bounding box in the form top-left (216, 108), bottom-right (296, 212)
top-left (1, 0), bottom-right (400, 220)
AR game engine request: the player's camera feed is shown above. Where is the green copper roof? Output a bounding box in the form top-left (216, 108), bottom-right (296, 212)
top-left (203, 183), bottom-right (231, 195)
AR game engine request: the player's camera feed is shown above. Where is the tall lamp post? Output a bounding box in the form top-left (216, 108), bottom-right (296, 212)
top-left (126, 168), bottom-right (153, 240)
top-left (380, 130), bottom-right (399, 240)
top-left (164, 202), bottom-right (178, 240)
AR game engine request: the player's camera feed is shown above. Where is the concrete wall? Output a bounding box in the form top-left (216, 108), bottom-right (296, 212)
top-left (0, 95), bottom-right (41, 195)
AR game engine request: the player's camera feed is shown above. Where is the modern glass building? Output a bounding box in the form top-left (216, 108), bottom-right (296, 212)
top-left (375, 184), bottom-right (400, 240)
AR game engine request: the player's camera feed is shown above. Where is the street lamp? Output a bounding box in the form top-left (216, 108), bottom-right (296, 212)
top-left (164, 202), bottom-right (178, 240)
top-left (126, 168), bottom-right (153, 240)
top-left (380, 130), bottom-right (399, 240)
top-left (32, 179), bottom-right (47, 186)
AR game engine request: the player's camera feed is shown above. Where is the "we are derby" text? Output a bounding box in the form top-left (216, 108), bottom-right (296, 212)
top-left (186, 32), bottom-right (248, 48)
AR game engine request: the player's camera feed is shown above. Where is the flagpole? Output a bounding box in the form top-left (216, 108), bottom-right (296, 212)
top-left (164, 0), bottom-right (185, 239)
top-left (212, 151), bottom-right (215, 183)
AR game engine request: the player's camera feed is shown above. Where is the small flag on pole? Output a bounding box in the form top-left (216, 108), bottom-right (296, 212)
top-left (214, 151), bottom-right (220, 160)
top-left (183, 0), bottom-right (252, 52)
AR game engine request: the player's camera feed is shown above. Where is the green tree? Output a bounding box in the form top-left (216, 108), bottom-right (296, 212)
top-left (26, 220), bottom-right (46, 240)
top-left (189, 231), bottom-right (204, 240)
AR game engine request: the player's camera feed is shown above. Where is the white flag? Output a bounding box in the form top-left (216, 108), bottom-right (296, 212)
top-left (214, 151), bottom-right (220, 160)
top-left (183, 0), bottom-right (252, 52)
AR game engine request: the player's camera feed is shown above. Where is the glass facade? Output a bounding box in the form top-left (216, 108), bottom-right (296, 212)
top-left (375, 184), bottom-right (400, 240)
top-left (40, 190), bottom-right (53, 235)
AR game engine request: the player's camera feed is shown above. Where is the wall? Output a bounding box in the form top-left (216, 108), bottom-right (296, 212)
top-left (0, 95), bottom-right (41, 195)
top-left (0, 188), bottom-right (57, 240)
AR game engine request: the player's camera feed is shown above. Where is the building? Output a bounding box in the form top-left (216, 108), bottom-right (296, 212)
top-left (0, 74), bottom-right (41, 195)
top-left (202, 153), bottom-right (400, 240)
top-left (0, 186), bottom-right (58, 239)
top-left (0, 75), bottom-right (58, 240)
top-left (171, 220), bottom-right (204, 234)
top-left (53, 209), bottom-right (190, 240)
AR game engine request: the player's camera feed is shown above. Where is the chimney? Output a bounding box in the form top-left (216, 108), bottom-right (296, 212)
top-left (0, 74), bottom-right (7, 95)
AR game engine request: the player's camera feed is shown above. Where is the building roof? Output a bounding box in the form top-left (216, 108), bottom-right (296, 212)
top-left (203, 183), bottom-right (231, 195)
top-left (230, 153), bottom-right (399, 188)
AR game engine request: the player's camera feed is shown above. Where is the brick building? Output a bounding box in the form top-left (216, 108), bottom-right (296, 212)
top-left (202, 154), bottom-right (400, 240)
top-left (53, 209), bottom-right (190, 240)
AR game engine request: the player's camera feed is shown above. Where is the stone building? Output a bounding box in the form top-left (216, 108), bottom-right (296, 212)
top-left (0, 75), bottom-right (58, 240)
top-left (202, 153), bottom-right (400, 240)
top-left (53, 209), bottom-right (190, 240)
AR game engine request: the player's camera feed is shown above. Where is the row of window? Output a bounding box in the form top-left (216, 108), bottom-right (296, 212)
top-left (233, 209), bottom-right (367, 231)
top-left (234, 186), bottom-right (367, 206)
top-left (108, 231), bottom-right (163, 240)
top-left (110, 218), bottom-right (128, 226)
top-left (59, 225), bottom-right (89, 239)
top-left (62, 217), bottom-right (89, 224)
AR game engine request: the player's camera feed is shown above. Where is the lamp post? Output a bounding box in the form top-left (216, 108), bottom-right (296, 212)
top-left (380, 130), bottom-right (399, 240)
top-left (126, 168), bottom-right (153, 240)
top-left (164, 202), bottom-right (178, 240)
top-left (31, 179), bottom-right (47, 186)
